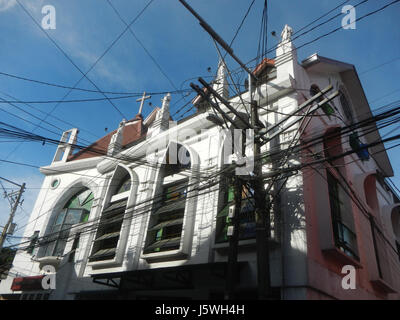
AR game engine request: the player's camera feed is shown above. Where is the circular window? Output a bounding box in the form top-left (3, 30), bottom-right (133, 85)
top-left (51, 178), bottom-right (60, 189)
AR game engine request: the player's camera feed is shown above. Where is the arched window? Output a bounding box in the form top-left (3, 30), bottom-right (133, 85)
top-left (391, 207), bottom-right (400, 262)
top-left (116, 174), bottom-right (131, 194)
top-left (339, 90), bottom-right (354, 124)
top-left (391, 206), bottom-right (400, 240)
top-left (89, 170), bottom-right (131, 263)
top-left (310, 84), bottom-right (335, 117)
top-left (364, 174), bottom-right (379, 212)
top-left (44, 188), bottom-right (93, 257)
top-left (143, 144), bottom-right (190, 255)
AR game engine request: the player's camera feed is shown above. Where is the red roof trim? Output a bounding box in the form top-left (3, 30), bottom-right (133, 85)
top-left (67, 117), bottom-right (147, 162)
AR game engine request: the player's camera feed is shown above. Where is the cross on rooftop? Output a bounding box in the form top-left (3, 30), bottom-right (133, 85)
top-left (136, 91), bottom-right (152, 115)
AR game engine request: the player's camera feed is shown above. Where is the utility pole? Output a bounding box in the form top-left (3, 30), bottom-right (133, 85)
top-left (0, 181), bottom-right (25, 252)
top-left (178, 0), bottom-right (272, 299)
top-left (248, 75), bottom-right (272, 300)
top-left (225, 173), bottom-right (243, 300)
top-left (225, 125), bottom-right (248, 300)
top-left (179, 0), bottom-right (339, 300)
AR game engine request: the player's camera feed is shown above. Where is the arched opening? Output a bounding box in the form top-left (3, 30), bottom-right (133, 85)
top-left (89, 167), bottom-right (133, 263)
top-left (43, 188), bottom-right (94, 257)
top-left (364, 174), bottom-right (379, 213)
top-left (143, 144), bottom-right (191, 255)
top-left (116, 174), bottom-right (131, 194)
top-left (310, 84), bottom-right (335, 117)
top-left (392, 207), bottom-right (400, 262)
top-left (339, 88), bottom-right (354, 124)
top-left (391, 206), bottom-right (400, 240)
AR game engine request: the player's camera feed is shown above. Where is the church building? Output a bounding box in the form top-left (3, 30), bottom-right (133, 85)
top-left (1, 25), bottom-right (400, 300)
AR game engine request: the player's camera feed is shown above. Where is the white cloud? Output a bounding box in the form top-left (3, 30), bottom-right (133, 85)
top-left (0, 0), bottom-right (16, 12)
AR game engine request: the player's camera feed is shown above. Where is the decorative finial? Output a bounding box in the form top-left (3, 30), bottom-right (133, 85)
top-left (281, 24), bottom-right (293, 42)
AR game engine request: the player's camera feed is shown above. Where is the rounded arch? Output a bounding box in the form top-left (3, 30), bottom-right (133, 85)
top-left (381, 203), bottom-right (400, 242)
top-left (338, 85), bottom-right (355, 124)
top-left (107, 164), bottom-right (138, 200)
top-left (364, 173), bottom-right (380, 212)
top-left (142, 140), bottom-right (200, 259)
top-left (354, 170), bottom-right (377, 204)
top-left (391, 205), bottom-right (400, 240)
top-left (88, 165), bottom-right (139, 265)
top-left (45, 177), bottom-right (99, 230)
top-left (40, 177), bottom-right (99, 257)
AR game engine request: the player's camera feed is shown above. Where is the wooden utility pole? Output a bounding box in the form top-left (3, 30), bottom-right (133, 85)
top-left (248, 75), bottom-right (272, 299)
top-left (0, 182), bottom-right (25, 252)
top-left (178, 0), bottom-right (272, 299)
top-left (225, 174), bottom-right (243, 300)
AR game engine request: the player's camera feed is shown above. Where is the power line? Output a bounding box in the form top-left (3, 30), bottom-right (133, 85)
top-left (0, 89), bottom-right (101, 141)
top-left (15, 0), bottom-right (129, 119)
top-left (6, 114), bottom-right (400, 266)
top-left (229, 0), bottom-right (398, 80)
top-left (0, 91), bottom-right (191, 105)
top-left (228, 0), bottom-right (257, 50)
top-left (359, 56), bottom-right (400, 76)
top-left (2, 0), bottom-right (157, 161)
top-left (0, 70), bottom-right (154, 95)
top-left (105, 0), bottom-right (185, 103)
top-left (3, 96), bottom-right (400, 253)
top-left (4, 127), bottom-right (400, 256)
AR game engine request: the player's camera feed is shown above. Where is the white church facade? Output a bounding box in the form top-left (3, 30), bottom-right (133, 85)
top-left (1, 26), bottom-right (400, 300)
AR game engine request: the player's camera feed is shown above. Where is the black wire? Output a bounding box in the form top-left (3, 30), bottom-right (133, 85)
top-left (0, 91), bottom-right (191, 105)
top-left (15, 0), bottom-right (130, 119)
top-left (6, 128), bottom-right (400, 255)
top-left (230, 0), bottom-right (396, 80)
top-left (3, 101), bottom-right (400, 246)
top-left (0, 89), bottom-right (101, 141)
top-left (3, 97), bottom-right (398, 252)
top-left (105, 0), bottom-right (188, 105)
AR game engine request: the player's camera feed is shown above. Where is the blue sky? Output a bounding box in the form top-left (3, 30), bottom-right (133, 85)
top-left (0, 0), bottom-right (400, 244)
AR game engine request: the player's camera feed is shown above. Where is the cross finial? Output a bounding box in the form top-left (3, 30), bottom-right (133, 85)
top-left (136, 91), bottom-right (152, 115)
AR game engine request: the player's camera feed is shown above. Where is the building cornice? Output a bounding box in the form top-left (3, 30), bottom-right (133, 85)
top-left (40, 156), bottom-right (103, 176)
